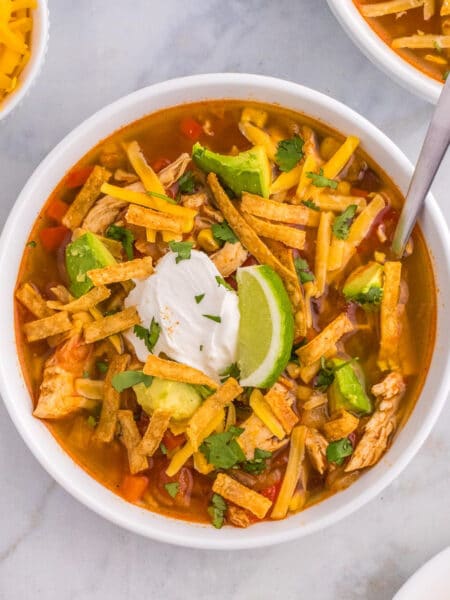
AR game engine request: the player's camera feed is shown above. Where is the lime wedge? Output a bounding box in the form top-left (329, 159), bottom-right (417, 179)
top-left (236, 265), bottom-right (294, 388)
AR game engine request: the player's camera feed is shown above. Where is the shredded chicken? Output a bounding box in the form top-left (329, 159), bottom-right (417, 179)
top-left (158, 153), bottom-right (191, 188)
top-left (371, 371), bottom-right (406, 400)
top-left (113, 169), bottom-right (139, 184)
top-left (182, 192), bottom-right (224, 223)
top-left (82, 182), bottom-right (143, 234)
top-left (305, 428), bottom-right (328, 475)
top-left (227, 504), bottom-right (253, 528)
top-left (238, 413), bottom-right (287, 460)
top-left (211, 242), bottom-right (248, 277)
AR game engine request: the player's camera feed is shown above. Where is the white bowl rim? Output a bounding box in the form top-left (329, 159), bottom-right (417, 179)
top-left (0, 73), bottom-right (449, 550)
top-left (0, 0), bottom-right (49, 121)
top-left (326, 0), bottom-right (442, 104)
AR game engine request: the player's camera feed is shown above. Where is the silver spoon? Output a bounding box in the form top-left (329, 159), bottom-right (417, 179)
top-left (392, 77), bottom-right (450, 258)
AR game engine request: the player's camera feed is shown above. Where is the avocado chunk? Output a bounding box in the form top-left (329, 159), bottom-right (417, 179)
top-left (343, 261), bottom-right (383, 306)
top-left (133, 377), bottom-right (203, 421)
top-left (192, 142), bottom-right (271, 198)
top-left (328, 358), bottom-right (372, 416)
top-left (65, 232), bottom-right (116, 297)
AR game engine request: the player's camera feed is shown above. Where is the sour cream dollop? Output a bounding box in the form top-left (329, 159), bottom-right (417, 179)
top-left (125, 250), bottom-right (240, 381)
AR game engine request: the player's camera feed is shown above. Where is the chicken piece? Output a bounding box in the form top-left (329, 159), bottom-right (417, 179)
top-left (371, 371), bottom-right (406, 401)
top-left (82, 181), bottom-right (143, 234)
top-left (158, 153), bottom-right (191, 188)
top-left (322, 410), bottom-right (359, 442)
top-left (227, 504), bottom-right (253, 528)
top-left (238, 413), bottom-right (287, 460)
top-left (113, 169), bottom-right (139, 184)
top-left (211, 242), bottom-right (248, 277)
top-left (182, 192), bottom-right (223, 223)
top-left (305, 428), bottom-right (328, 475)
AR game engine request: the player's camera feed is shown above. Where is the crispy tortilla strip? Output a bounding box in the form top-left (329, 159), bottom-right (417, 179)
top-left (423, 0), bottom-right (435, 19)
top-left (74, 378), bottom-right (104, 400)
top-left (323, 136), bottom-right (359, 180)
top-left (89, 305), bottom-right (124, 354)
top-left (360, 0), bottom-right (423, 16)
top-left (87, 257), bottom-right (153, 286)
top-left (323, 409), bottom-right (359, 442)
top-left (23, 311), bottom-right (72, 342)
top-left (249, 389), bottom-right (285, 439)
top-left (136, 409), bottom-right (172, 457)
top-left (298, 345), bottom-right (337, 384)
top-left (271, 425), bottom-right (307, 519)
top-left (84, 307), bottom-right (140, 344)
top-left (296, 313), bottom-right (354, 367)
top-left (242, 212), bottom-right (306, 250)
top-left (264, 383), bottom-right (299, 434)
top-left (442, 0), bottom-right (450, 15)
top-left (241, 192), bottom-right (320, 226)
top-left (62, 166), bottom-right (112, 230)
top-left (117, 410), bottom-right (148, 474)
top-left (378, 261), bottom-right (402, 371)
top-left (186, 377), bottom-right (243, 451)
top-left (212, 473), bottom-right (272, 519)
top-left (125, 204), bottom-right (184, 233)
top-left (94, 354), bottom-right (130, 443)
top-left (48, 285), bottom-right (111, 312)
top-left (143, 355), bottom-right (219, 389)
top-left (50, 285), bottom-right (73, 304)
top-left (314, 212), bottom-right (333, 297)
top-left (314, 194), bottom-right (366, 213)
top-left (16, 283), bottom-right (54, 319)
top-left (208, 173), bottom-right (297, 283)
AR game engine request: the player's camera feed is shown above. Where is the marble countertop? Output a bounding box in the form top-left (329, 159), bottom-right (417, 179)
top-left (1, 1), bottom-right (449, 598)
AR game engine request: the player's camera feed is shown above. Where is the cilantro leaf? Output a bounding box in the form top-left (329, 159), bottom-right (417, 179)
top-left (86, 415), bottom-right (97, 428)
top-left (106, 224), bottom-right (135, 260)
top-left (302, 199), bottom-right (320, 211)
top-left (306, 169), bottom-right (338, 190)
top-left (315, 357), bottom-right (358, 391)
top-left (160, 443), bottom-right (168, 455)
top-left (211, 221), bottom-right (238, 244)
top-left (326, 438), bottom-right (353, 466)
top-left (134, 318), bottom-right (161, 353)
top-left (170, 240), bottom-right (193, 263)
top-left (164, 482), bottom-right (180, 498)
top-left (434, 40), bottom-right (442, 53)
top-left (352, 286), bottom-right (383, 306)
top-left (444, 71), bottom-right (449, 82)
top-left (96, 360), bottom-right (109, 374)
top-left (146, 190), bottom-right (177, 205)
top-left (200, 426), bottom-right (246, 469)
top-left (203, 314), bottom-right (221, 323)
top-left (208, 493), bottom-right (227, 529)
top-left (178, 170), bottom-right (196, 194)
top-left (191, 384), bottom-right (215, 400)
top-left (275, 135), bottom-right (304, 172)
top-left (332, 205), bottom-right (357, 240)
top-left (215, 275), bottom-right (233, 291)
top-left (241, 448), bottom-right (272, 474)
top-left (111, 370), bottom-right (153, 392)
top-left (195, 293), bottom-right (205, 304)
top-left (26, 240), bottom-right (37, 248)
top-left (220, 363), bottom-right (240, 382)
top-left (294, 257), bottom-right (315, 284)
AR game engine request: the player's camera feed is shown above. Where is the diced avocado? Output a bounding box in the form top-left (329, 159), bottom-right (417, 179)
top-left (343, 261), bottom-right (383, 306)
top-left (328, 358), bottom-right (372, 416)
top-left (192, 142), bottom-right (271, 198)
top-left (65, 232), bottom-right (116, 297)
top-left (133, 378), bottom-right (202, 421)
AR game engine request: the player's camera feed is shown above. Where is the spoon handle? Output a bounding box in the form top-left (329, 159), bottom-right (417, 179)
top-left (391, 78), bottom-right (450, 258)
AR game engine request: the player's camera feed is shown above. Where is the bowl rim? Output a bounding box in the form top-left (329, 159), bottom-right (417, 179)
top-left (0, 73), bottom-right (449, 550)
top-left (0, 0), bottom-right (49, 121)
top-left (326, 0), bottom-right (442, 104)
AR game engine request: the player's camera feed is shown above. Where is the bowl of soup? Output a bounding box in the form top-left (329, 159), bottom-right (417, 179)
top-left (0, 0), bottom-right (49, 120)
top-left (327, 0), bottom-right (446, 103)
top-left (0, 74), bottom-right (449, 549)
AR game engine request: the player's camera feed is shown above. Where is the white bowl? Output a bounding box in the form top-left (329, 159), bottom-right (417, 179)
top-left (0, 74), bottom-right (449, 549)
top-left (327, 0), bottom-right (442, 104)
top-left (0, 0), bottom-right (49, 121)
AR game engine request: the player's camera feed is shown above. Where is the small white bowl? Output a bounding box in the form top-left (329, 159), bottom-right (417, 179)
top-left (0, 74), bottom-right (449, 549)
top-left (327, 0), bottom-right (442, 104)
top-left (0, 0), bottom-right (49, 121)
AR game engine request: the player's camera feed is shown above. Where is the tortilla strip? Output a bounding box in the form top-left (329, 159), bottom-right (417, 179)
top-left (242, 212), bottom-right (306, 250)
top-left (378, 261), bottom-right (402, 371)
top-left (117, 410), bottom-right (148, 474)
top-left (314, 194), bottom-right (366, 213)
top-left (296, 313), bottom-right (354, 367)
top-left (315, 212), bottom-right (333, 297)
top-left (442, 0), bottom-right (450, 15)
top-left (50, 285), bottom-right (73, 304)
top-left (84, 307), bottom-right (140, 344)
top-left (94, 353), bottom-right (130, 443)
top-left (143, 355), bottom-right (219, 389)
top-left (136, 409), bottom-right (172, 457)
top-left (88, 257), bottom-right (154, 286)
top-left (423, 0), bottom-right (435, 19)
top-left (213, 473), bottom-right (272, 519)
top-left (298, 345), bottom-right (337, 384)
top-left (23, 311), bottom-right (72, 342)
top-left (264, 383), bottom-right (299, 434)
top-left (208, 173), bottom-right (297, 283)
top-left (125, 204), bottom-right (184, 233)
top-left (62, 165), bottom-right (112, 230)
top-left (241, 192), bottom-right (320, 226)
top-left (16, 282), bottom-right (54, 319)
top-left (393, 34), bottom-right (450, 49)
top-left (47, 285), bottom-right (111, 312)
top-left (186, 377), bottom-right (243, 451)
top-left (361, 0), bottom-right (424, 18)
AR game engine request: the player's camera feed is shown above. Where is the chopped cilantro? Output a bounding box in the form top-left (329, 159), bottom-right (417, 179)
top-left (306, 169), bottom-right (338, 190)
top-left (434, 40), bottom-right (442, 53)
top-left (106, 224), bottom-right (135, 260)
top-left (315, 357), bottom-right (358, 391)
top-left (96, 360), bottom-right (109, 374)
top-left (302, 199), bottom-right (320, 211)
top-left (215, 275), bottom-right (233, 291)
top-left (326, 438), bottom-right (353, 466)
top-left (26, 240), bottom-right (37, 248)
top-left (192, 384), bottom-right (215, 400)
top-left (208, 493), bottom-right (227, 529)
top-left (111, 370), bottom-right (153, 392)
top-left (352, 286), bottom-right (383, 306)
top-left (290, 339), bottom-right (306, 365)
top-left (220, 363), bottom-right (240, 382)
top-left (294, 257), bottom-right (315, 284)
top-left (241, 448), bottom-right (272, 474)
top-left (444, 70), bottom-right (449, 82)
top-left (195, 293), bottom-right (205, 304)
top-left (164, 482), bottom-right (180, 498)
top-left (178, 170), bottom-right (196, 194)
top-left (203, 314), bottom-right (221, 323)
top-left (146, 190), bottom-right (177, 205)
top-left (86, 415), bottom-right (97, 428)
top-left (134, 318), bottom-right (161, 353)
top-left (199, 344), bottom-right (204, 351)
top-left (211, 221), bottom-right (238, 244)
top-left (169, 240), bottom-right (193, 263)
top-left (82, 370), bottom-right (90, 379)
top-left (160, 443), bottom-right (168, 455)
top-left (275, 135), bottom-right (304, 172)
top-left (332, 205), bottom-right (357, 240)
top-left (200, 426), bottom-right (245, 469)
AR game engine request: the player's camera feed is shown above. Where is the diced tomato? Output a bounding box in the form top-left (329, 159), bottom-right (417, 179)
top-left (180, 117), bottom-right (203, 141)
top-left (151, 157), bottom-right (171, 172)
top-left (120, 474), bottom-right (149, 503)
top-left (162, 430), bottom-right (186, 451)
top-left (351, 187), bottom-right (369, 198)
top-left (39, 226), bottom-right (71, 253)
top-left (260, 481), bottom-right (282, 503)
top-left (242, 255), bottom-right (259, 268)
top-left (45, 198), bottom-right (69, 224)
top-left (65, 166), bottom-right (94, 189)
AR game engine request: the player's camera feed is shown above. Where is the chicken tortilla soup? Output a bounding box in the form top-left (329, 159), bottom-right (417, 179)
top-left (15, 100), bottom-right (436, 528)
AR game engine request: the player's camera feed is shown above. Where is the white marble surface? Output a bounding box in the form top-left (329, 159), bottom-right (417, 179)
top-left (0, 1), bottom-right (449, 598)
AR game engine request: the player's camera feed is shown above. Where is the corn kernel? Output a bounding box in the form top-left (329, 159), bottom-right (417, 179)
top-left (197, 228), bottom-right (220, 252)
